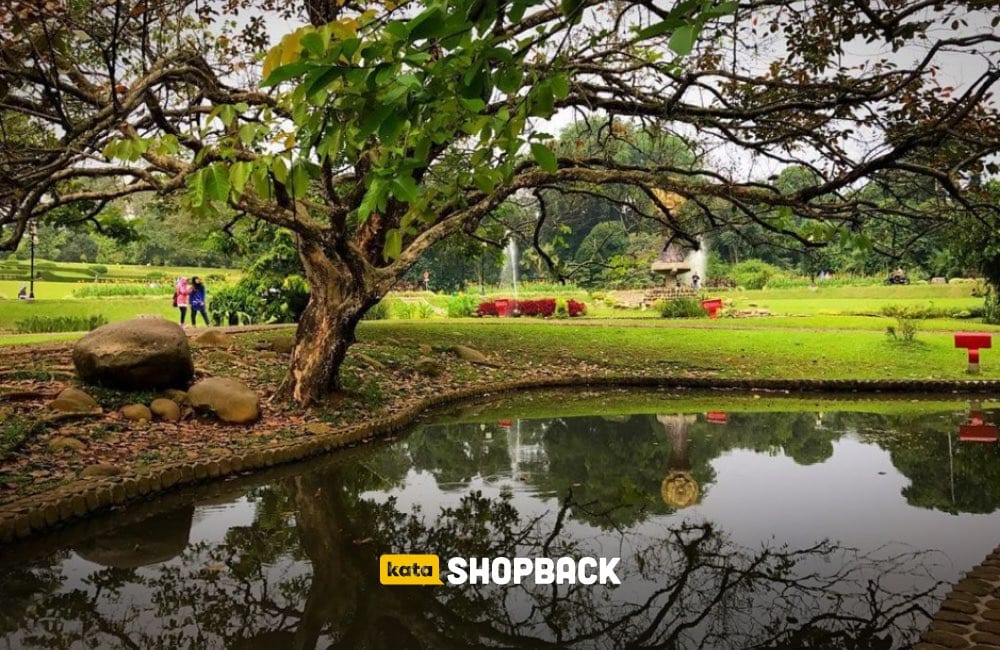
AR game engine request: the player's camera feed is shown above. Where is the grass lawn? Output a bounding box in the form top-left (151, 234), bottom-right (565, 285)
top-left (359, 319), bottom-right (1000, 381)
top-left (0, 297), bottom-right (175, 334)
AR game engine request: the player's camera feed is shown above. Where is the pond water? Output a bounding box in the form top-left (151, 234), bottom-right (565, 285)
top-left (3, 391), bottom-right (1000, 649)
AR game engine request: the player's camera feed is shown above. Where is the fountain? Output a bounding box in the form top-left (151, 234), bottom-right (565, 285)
top-left (498, 233), bottom-right (520, 316)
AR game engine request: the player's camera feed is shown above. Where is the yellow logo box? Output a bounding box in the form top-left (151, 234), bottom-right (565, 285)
top-left (379, 554), bottom-right (443, 585)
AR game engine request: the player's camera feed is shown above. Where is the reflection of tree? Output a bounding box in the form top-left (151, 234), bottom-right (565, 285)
top-left (406, 422), bottom-right (515, 487)
top-left (2, 459), bottom-right (945, 649)
top-left (850, 410), bottom-right (1000, 515)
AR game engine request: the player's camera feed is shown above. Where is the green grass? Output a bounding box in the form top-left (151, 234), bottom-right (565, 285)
top-left (358, 320), bottom-right (1000, 381)
top-left (0, 297), bottom-right (174, 333)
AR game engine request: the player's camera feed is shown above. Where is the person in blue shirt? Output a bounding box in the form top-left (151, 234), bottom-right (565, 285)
top-left (189, 276), bottom-right (209, 326)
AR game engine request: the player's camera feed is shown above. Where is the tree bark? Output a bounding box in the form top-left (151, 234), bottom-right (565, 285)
top-left (277, 239), bottom-right (377, 406)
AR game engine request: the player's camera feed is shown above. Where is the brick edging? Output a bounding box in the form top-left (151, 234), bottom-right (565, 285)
top-left (1, 374), bottom-right (998, 544)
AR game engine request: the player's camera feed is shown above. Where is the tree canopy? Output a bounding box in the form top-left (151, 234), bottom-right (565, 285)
top-left (1, 0), bottom-right (998, 403)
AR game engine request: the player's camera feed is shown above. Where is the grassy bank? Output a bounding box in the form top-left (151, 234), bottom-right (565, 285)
top-left (358, 320), bottom-right (1000, 381)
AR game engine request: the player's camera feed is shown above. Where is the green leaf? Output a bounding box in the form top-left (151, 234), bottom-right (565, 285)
top-left (289, 161), bottom-right (312, 198)
top-left (300, 32), bottom-right (325, 56)
top-left (202, 164), bottom-right (230, 203)
top-left (407, 7), bottom-right (446, 40)
top-left (261, 61), bottom-right (311, 87)
top-left (304, 66), bottom-right (345, 100)
top-left (383, 228), bottom-right (403, 261)
top-left (358, 178), bottom-right (386, 222)
top-left (358, 103), bottom-right (396, 139)
top-left (229, 161), bottom-right (252, 194)
top-left (530, 143), bottom-right (558, 173)
top-left (379, 112), bottom-right (409, 142)
top-left (550, 73), bottom-right (570, 99)
top-left (385, 21), bottom-right (409, 40)
top-left (668, 24), bottom-right (698, 56)
top-left (530, 82), bottom-right (554, 117)
top-left (496, 65), bottom-right (523, 94)
top-left (390, 174), bottom-right (419, 202)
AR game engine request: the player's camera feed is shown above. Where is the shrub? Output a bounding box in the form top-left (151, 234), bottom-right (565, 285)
top-left (729, 260), bottom-right (785, 290)
top-left (555, 298), bottom-right (569, 318)
top-left (394, 301), bottom-right (415, 319)
top-left (567, 299), bottom-right (586, 317)
top-left (15, 314), bottom-right (107, 333)
top-left (72, 283), bottom-right (174, 298)
top-left (363, 300), bottom-right (390, 320)
top-left (656, 297), bottom-right (706, 318)
top-left (882, 305), bottom-right (918, 342)
top-left (477, 301), bottom-right (499, 316)
top-left (446, 293), bottom-right (478, 318)
top-left (516, 299), bottom-right (556, 317)
top-left (208, 285), bottom-right (260, 325)
top-left (416, 301), bottom-right (435, 319)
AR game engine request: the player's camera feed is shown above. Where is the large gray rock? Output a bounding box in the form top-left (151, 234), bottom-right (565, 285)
top-left (188, 377), bottom-right (260, 424)
top-left (72, 318), bottom-right (193, 389)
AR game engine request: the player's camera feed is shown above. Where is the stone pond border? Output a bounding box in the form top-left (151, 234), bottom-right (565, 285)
top-left (2, 373), bottom-right (999, 544)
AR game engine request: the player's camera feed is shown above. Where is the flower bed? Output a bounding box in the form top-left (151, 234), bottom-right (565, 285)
top-left (476, 298), bottom-right (585, 317)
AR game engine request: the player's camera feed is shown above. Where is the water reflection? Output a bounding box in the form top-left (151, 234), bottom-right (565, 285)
top-left (2, 404), bottom-right (1000, 648)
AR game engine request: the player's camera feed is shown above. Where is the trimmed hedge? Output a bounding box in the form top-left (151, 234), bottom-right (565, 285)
top-left (476, 298), bottom-right (585, 317)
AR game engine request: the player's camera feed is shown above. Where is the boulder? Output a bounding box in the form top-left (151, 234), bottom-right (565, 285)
top-left (72, 318), bottom-right (193, 389)
top-left (48, 436), bottom-right (85, 453)
top-left (451, 344), bottom-right (499, 367)
top-left (121, 404), bottom-right (152, 422)
top-left (188, 377), bottom-right (260, 424)
top-left (193, 330), bottom-right (234, 347)
top-left (150, 398), bottom-right (182, 422)
top-left (49, 387), bottom-right (100, 413)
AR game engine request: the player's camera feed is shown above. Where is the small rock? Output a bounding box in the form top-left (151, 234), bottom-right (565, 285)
top-left (355, 353), bottom-right (386, 370)
top-left (305, 422), bottom-right (334, 435)
top-left (451, 344), bottom-right (499, 367)
top-left (414, 356), bottom-right (444, 377)
top-left (161, 389), bottom-right (188, 405)
top-left (49, 387), bottom-right (100, 413)
top-left (150, 398), bottom-right (181, 422)
top-left (48, 436), bottom-right (86, 453)
top-left (81, 463), bottom-right (124, 478)
top-left (269, 336), bottom-right (295, 354)
top-left (193, 330), bottom-right (234, 347)
top-left (121, 404), bottom-right (152, 422)
top-left (188, 377), bottom-right (261, 424)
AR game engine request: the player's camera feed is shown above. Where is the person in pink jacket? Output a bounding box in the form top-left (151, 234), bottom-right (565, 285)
top-left (173, 277), bottom-right (192, 326)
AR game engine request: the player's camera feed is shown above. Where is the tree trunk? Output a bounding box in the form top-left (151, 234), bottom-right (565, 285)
top-left (277, 239), bottom-right (377, 406)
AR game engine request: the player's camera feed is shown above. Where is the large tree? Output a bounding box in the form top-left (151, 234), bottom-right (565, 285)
top-left (1, 0), bottom-right (998, 404)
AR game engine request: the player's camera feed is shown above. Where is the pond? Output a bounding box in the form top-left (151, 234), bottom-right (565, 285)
top-left (2, 390), bottom-right (1000, 649)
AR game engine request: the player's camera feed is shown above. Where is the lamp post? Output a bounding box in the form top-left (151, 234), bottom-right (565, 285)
top-left (28, 219), bottom-right (37, 300)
